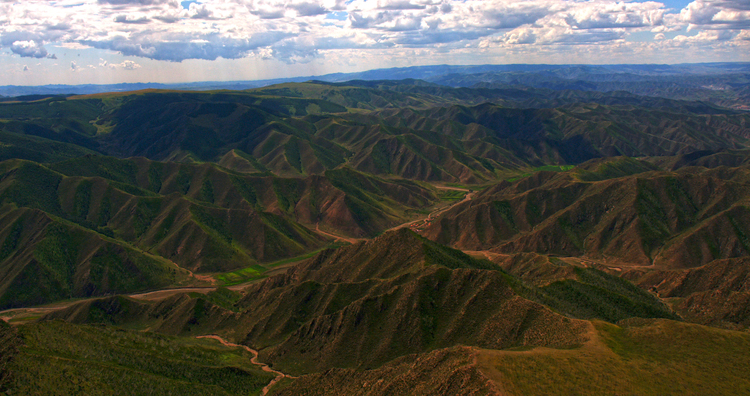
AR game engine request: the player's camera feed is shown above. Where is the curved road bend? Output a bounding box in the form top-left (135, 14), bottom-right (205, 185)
top-left (196, 335), bottom-right (296, 396)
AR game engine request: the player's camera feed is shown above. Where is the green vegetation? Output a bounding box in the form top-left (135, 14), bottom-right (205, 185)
top-left (0, 130), bottom-right (97, 163)
top-left (421, 236), bottom-right (498, 271)
top-left (214, 246), bottom-right (345, 286)
top-left (51, 155), bottom-right (139, 185)
top-left (0, 217), bottom-right (24, 262)
top-left (5, 320), bottom-right (275, 395)
top-left (191, 288), bottom-right (244, 311)
top-left (438, 189), bottom-right (465, 201)
top-left (507, 164), bottom-right (575, 182)
top-left (0, 161), bottom-right (63, 214)
top-left (214, 265), bottom-right (266, 286)
top-left (484, 319), bottom-right (750, 395)
top-left (576, 157), bottom-right (657, 181)
top-left (536, 267), bottom-right (678, 323)
top-left (0, 218), bottom-right (179, 309)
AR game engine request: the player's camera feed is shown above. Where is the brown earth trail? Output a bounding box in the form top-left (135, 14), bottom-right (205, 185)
top-left (196, 335), bottom-right (295, 396)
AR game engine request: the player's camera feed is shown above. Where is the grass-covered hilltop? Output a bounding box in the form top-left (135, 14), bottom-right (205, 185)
top-left (2, 64), bottom-right (750, 395)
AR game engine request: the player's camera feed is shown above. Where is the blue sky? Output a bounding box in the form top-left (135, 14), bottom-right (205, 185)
top-left (1, 0), bottom-right (748, 86)
top-left (650, 0), bottom-right (692, 10)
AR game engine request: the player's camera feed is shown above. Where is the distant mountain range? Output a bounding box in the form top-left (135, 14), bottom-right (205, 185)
top-left (3, 62), bottom-right (750, 110)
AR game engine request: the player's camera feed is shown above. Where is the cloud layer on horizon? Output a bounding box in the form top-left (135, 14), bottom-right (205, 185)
top-left (1, 0), bottom-right (748, 67)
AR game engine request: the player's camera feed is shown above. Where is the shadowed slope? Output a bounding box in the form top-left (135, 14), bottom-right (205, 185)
top-left (0, 204), bottom-right (186, 309)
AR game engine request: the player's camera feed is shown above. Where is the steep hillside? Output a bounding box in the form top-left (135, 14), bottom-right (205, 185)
top-left (0, 320), bottom-right (20, 392)
top-left (625, 257), bottom-right (750, 329)
top-left (424, 161), bottom-right (750, 269)
top-left (48, 229), bottom-right (678, 378)
top-left (47, 155), bottom-right (437, 238)
top-left (0, 154), bottom-right (445, 308)
top-left (0, 204), bottom-right (187, 309)
top-left (0, 159), bottom-right (327, 274)
top-left (273, 346), bottom-right (501, 396)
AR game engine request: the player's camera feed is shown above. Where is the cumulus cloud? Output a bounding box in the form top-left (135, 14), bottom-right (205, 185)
top-left (290, 2), bottom-right (327, 16)
top-left (673, 29), bottom-right (734, 42)
top-left (681, 0), bottom-right (750, 29)
top-left (121, 60), bottom-right (141, 69)
top-left (99, 58), bottom-right (143, 69)
top-left (489, 26), bottom-right (624, 47)
top-left (0, 0), bottom-right (747, 66)
top-left (114, 14), bottom-right (152, 24)
top-left (81, 30), bottom-right (293, 61)
top-left (10, 41), bottom-right (48, 58)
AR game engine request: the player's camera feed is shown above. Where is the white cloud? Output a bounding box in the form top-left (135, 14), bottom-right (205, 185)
top-left (0, 0), bottom-right (747, 68)
top-left (60, 42), bottom-right (93, 50)
top-left (10, 41), bottom-right (49, 58)
top-left (99, 58), bottom-right (142, 69)
top-left (114, 14), bottom-right (152, 24)
top-left (121, 59), bottom-right (142, 69)
top-left (681, 0), bottom-right (750, 29)
top-left (673, 29), bottom-right (734, 42)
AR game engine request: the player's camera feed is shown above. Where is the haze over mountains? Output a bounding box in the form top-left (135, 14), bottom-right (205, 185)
top-left (3, 62), bottom-right (750, 110)
top-left (2, 63), bottom-right (750, 394)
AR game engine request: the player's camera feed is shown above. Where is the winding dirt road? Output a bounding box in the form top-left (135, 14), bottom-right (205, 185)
top-left (388, 186), bottom-right (475, 232)
top-left (314, 223), bottom-right (365, 244)
top-left (196, 335), bottom-right (296, 396)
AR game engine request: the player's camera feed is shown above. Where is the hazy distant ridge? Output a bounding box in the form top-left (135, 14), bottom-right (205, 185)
top-left (3, 62), bottom-right (750, 98)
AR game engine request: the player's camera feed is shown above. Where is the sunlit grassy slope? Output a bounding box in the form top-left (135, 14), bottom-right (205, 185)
top-left (478, 319), bottom-right (750, 395)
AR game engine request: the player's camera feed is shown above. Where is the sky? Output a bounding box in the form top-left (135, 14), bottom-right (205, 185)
top-left (1, 0), bottom-right (749, 86)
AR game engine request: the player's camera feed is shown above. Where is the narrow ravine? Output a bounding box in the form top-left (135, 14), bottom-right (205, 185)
top-left (196, 335), bottom-right (295, 395)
